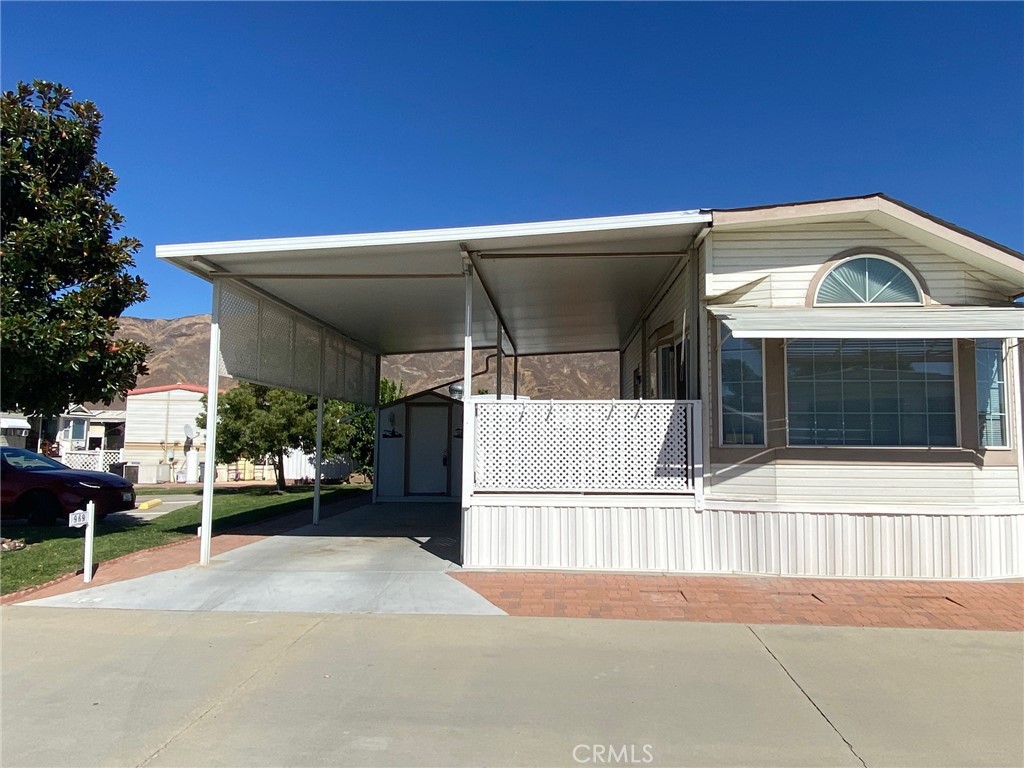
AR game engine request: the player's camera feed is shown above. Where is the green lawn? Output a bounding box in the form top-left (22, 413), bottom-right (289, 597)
top-left (133, 485), bottom-right (206, 497)
top-left (0, 485), bottom-right (369, 595)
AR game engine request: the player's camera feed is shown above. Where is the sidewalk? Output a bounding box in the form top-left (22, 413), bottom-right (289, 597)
top-left (3, 609), bottom-right (1021, 767)
top-left (452, 571), bottom-right (1024, 631)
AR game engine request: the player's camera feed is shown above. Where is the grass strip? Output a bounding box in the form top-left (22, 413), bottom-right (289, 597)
top-left (0, 485), bottom-right (368, 595)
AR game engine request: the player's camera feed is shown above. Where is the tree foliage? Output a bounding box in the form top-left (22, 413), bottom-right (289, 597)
top-left (197, 378), bottom-right (406, 489)
top-left (1, 80), bottom-right (149, 417)
top-left (198, 383), bottom-right (358, 491)
top-left (349, 377), bottom-right (406, 475)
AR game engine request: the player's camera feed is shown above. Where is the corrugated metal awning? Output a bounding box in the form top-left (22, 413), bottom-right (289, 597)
top-left (708, 306), bottom-right (1024, 339)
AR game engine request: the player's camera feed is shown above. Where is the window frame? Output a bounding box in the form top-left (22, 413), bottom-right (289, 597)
top-left (975, 338), bottom-right (1010, 450)
top-left (813, 254), bottom-right (925, 308)
top-left (717, 326), bottom-right (767, 448)
top-left (657, 342), bottom-right (677, 399)
top-left (782, 337), bottom-right (962, 449)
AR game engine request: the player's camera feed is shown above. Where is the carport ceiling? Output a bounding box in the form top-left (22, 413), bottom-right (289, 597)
top-left (156, 211), bottom-right (711, 355)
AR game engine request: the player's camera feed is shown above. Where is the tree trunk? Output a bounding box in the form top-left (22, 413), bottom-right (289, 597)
top-left (275, 447), bottom-right (286, 491)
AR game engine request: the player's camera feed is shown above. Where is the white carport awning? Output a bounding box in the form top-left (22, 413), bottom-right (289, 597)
top-left (0, 416), bottom-right (32, 430)
top-left (709, 306), bottom-right (1024, 339)
top-left (156, 211), bottom-right (711, 357)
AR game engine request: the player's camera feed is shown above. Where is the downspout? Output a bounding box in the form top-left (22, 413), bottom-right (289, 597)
top-left (461, 257), bottom-right (475, 566)
top-left (693, 224), bottom-right (712, 511)
top-left (496, 328), bottom-right (503, 399)
top-left (1010, 339), bottom-right (1024, 503)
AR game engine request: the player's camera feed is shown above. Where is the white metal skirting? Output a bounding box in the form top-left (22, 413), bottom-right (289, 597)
top-left (463, 503), bottom-right (1023, 579)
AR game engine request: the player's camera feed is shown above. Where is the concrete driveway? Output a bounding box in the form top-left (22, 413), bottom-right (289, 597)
top-left (23, 502), bottom-right (503, 616)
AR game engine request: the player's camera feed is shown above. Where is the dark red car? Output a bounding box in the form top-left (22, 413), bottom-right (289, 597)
top-left (0, 447), bottom-right (136, 524)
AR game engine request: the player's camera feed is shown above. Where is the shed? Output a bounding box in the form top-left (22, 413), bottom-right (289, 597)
top-left (374, 391), bottom-right (464, 502)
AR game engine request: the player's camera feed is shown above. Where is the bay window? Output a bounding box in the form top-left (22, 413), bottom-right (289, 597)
top-left (975, 339), bottom-right (1008, 447)
top-left (786, 338), bottom-right (956, 447)
top-left (720, 331), bottom-right (764, 445)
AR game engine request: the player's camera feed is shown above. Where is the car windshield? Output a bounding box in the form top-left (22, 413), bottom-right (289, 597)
top-left (0, 447), bottom-right (68, 471)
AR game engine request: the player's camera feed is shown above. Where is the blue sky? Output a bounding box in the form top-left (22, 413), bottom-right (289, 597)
top-left (2, 2), bottom-right (1022, 319)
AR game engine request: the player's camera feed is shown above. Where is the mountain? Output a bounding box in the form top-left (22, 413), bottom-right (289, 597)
top-left (117, 315), bottom-right (619, 399)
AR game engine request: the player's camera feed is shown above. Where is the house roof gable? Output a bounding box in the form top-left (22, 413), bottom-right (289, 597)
top-left (711, 194), bottom-right (1023, 288)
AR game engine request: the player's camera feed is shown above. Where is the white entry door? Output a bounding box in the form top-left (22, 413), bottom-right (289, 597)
top-left (406, 405), bottom-right (449, 495)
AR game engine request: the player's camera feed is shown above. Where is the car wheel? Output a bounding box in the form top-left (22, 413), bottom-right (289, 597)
top-left (21, 490), bottom-right (61, 525)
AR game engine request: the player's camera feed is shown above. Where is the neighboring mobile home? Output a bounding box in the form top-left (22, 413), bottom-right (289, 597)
top-left (123, 384), bottom-right (207, 483)
top-left (158, 194), bottom-right (1023, 579)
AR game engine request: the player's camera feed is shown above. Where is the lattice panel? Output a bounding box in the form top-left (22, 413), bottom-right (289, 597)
top-left (61, 450), bottom-right (123, 473)
top-left (217, 283), bottom-right (376, 404)
top-left (344, 347), bottom-right (364, 400)
top-left (293, 319), bottom-right (321, 395)
top-left (218, 288), bottom-right (260, 379)
top-left (324, 335), bottom-right (347, 401)
top-left (258, 301), bottom-right (293, 388)
top-left (473, 400), bottom-right (694, 493)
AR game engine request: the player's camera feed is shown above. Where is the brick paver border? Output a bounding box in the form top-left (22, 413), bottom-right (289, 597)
top-left (452, 571), bottom-right (1024, 631)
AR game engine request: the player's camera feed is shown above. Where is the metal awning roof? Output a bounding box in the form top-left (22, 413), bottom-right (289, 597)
top-left (156, 211), bottom-right (711, 356)
top-left (0, 416), bottom-right (31, 430)
top-left (709, 306), bottom-right (1024, 339)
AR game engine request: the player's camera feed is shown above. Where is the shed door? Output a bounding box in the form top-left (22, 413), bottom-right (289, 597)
top-left (406, 405), bottom-right (449, 495)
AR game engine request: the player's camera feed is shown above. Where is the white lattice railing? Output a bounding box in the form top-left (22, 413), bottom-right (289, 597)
top-left (61, 449), bottom-right (125, 473)
top-left (473, 400), bottom-right (702, 495)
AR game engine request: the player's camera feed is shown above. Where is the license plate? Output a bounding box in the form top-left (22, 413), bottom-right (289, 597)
top-left (122, 491), bottom-right (133, 502)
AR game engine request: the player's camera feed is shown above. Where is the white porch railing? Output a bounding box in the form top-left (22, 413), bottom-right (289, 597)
top-left (473, 400), bottom-right (702, 495)
top-left (61, 449), bottom-right (125, 473)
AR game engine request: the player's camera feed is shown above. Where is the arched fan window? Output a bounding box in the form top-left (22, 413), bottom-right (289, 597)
top-left (814, 255), bottom-right (922, 305)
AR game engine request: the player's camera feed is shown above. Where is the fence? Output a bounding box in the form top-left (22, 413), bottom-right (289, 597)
top-left (472, 400), bottom-right (701, 495)
top-left (61, 449), bottom-right (125, 473)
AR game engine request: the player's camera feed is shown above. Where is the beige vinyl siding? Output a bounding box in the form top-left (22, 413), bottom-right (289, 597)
top-left (121, 444), bottom-right (169, 466)
top-left (619, 261), bottom-right (693, 398)
top-left (620, 334), bottom-right (642, 398)
top-left (646, 266), bottom-right (690, 343)
top-left (124, 390), bottom-right (205, 465)
top-left (709, 462), bottom-right (777, 500)
top-left (709, 463), bottom-right (1020, 505)
top-left (708, 221), bottom-right (1015, 306)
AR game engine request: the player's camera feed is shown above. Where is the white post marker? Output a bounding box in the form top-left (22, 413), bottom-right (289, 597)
top-left (69, 500), bottom-right (96, 583)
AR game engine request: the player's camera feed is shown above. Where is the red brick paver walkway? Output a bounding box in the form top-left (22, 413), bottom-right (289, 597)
top-left (452, 571), bottom-right (1024, 631)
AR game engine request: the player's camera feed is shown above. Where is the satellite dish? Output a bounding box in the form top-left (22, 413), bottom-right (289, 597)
top-left (184, 424), bottom-right (195, 438)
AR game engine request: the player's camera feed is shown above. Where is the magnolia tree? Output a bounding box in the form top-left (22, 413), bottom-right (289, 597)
top-left (1, 81), bottom-right (149, 417)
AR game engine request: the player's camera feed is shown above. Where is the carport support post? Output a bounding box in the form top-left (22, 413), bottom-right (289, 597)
top-left (313, 329), bottom-right (325, 526)
top-left (461, 258), bottom-right (474, 515)
top-left (199, 284), bottom-right (221, 566)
